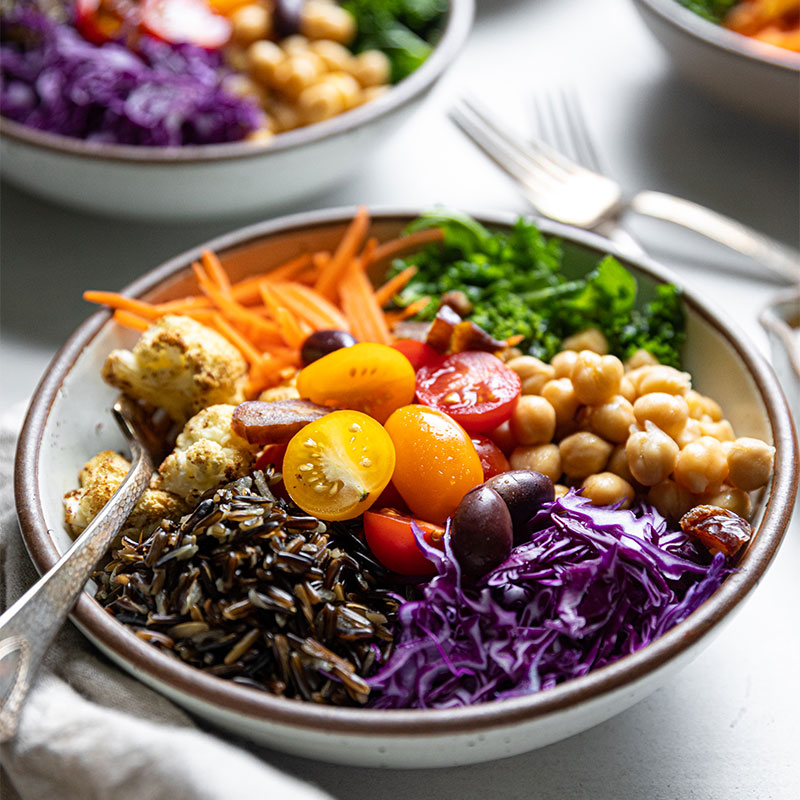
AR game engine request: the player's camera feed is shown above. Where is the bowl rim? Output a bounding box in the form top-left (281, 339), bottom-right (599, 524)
top-left (759, 286), bottom-right (800, 381)
top-left (631, 0), bottom-right (800, 73)
top-left (0, 0), bottom-right (474, 165)
top-left (14, 205), bottom-right (799, 737)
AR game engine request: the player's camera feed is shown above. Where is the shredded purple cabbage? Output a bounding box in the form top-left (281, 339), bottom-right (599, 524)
top-left (0, 9), bottom-right (262, 146)
top-left (368, 492), bottom-right (730, 709)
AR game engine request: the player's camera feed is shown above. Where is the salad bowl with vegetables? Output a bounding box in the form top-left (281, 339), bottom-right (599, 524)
top-left (14, 207), bottom-right (798, 766)
top-left (0, 1), bottom-right (473, 217)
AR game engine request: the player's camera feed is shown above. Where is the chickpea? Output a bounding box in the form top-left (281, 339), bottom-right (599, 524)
top-left (726, 437), bottom-right (775, 491)
top-left (359, 85), bottom-right (390, 105)
top-left (559, 432), bottom-right (613, 479)
top-left (324, 71), bottom-right (362, 109)
top-left (633, 392), bottom-right (689, 439)
top-left (607, 443), bottom-right (637, 486)
top-left (509, 396), bottom-right (556, 445)
top-left (673, 436), bottom-right (729, 494)
top-left (540, 378), bottom-right (579, 425)
top-left (223, 72), bottom-right (266, 102)
top-left (648, 478), bottom-right (694, 523)
top-left (507, 356), bottom-right (555, 396)
top-left (298, 81), bottom-right (345, 123)
top-left (551, 349), bottom-right (578, 379)
top-left (269, 100), bottom-right (302, 132)
top-left (272, 54), bottom-right (324, 99)
top-left (230, 4), bottom-right (273, 45)
top-left (703, 485), bottom-right (752, 519)
top-left (685, 390), bottom-right (723, 422)
top-left (247, 39), bottom-right (284, 85)
top-left (281, 34), bottom-right (310, 54)
top-left (637, 365), bottom-right (691, 397)
top-left (619, 375), bottom-right (636, 403)
top-left (351, 49), bottom-right (391, 87)
top-left (245, 125), bottom-right (274, 143)
top-left (554, 483), bottom-right (569, 499)
top-left (588, 395), bottom-right (636, 443)
top-left (259, 383), bottom-right (300, 402)
top-left (562, 328), bottom-right (609, 354)
top-left (488, 421), bottom-right (515, 455)
top-left (674, 418), bottom-right (702, 449)
top-left (555, 417), bottom-right (580, 442)
top-left (699, 419), bottom-right (736, 442)
top-left (571, 351), bottom-right (624, 405)
top-left (301, 0), bottom-right (356, 44)
top-left (624, 348), bottom-right (659, 371)
top-left (581, 472), bottom-right (635, 509)
top-left (510, 444), bottom-right (562, 482)
top-left (625, 420), bottom-right (679, 486)
top-left (309, 39), bottom-right (354, 71)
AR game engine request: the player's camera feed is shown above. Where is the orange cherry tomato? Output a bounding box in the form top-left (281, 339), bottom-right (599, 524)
top-left (384, 405), bottom-right (483, 524)
top-left (363, 508), bottom-right (444, 576)
top-left (283, 410), bottom-right (395, 521)
top-left (471, 435), bottom-right (511, 480)
top-left (296, 342), bottom-right (416, 424)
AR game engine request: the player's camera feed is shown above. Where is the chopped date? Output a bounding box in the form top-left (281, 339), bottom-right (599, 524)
top-left (679, 505), bottom-right (752, 557)
top-left (232, 399), bottom-right (330, 444)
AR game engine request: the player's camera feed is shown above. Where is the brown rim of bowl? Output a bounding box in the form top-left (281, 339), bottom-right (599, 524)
top-left (0, 0), bottom-right (473, 165)
top-left (633, 0), bottom-right (800, 72)
top-left (14, 206), bottom-right (799, 737)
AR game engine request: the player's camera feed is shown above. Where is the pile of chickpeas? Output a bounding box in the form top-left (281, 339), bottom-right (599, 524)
top-left (221, 0), bottom-right (392, 137)
top-left (494, 328), bottom-right (775, 522)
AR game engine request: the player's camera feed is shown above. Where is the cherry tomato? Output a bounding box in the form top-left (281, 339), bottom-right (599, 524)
top-left (471, 435), bottom-right (511, 480)
top-left (374, 480), bottom-right (407, 512)
top-left (391, 339), bottom-right (440, 371)
top-left (363, 508), bottom-right (444, 576)
top-left (283, 410), bottom-right (395, 521)
top-left (75, 0), bottom-right (126, 44)
top-left (384, 405), bottom-right (483, 524)
top-left (141, 0), bottom-right (232, 49)
top-left (296, 342), bottom-right (416, 424)
top-left (416, 351), bottom-right (522, 434)
top-left (254, 443), bottom-right (288, 472)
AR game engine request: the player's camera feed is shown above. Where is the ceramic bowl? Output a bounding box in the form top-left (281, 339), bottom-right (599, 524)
top-left (631, 0), bottom-right (800, 128)
top-left (760, 287), bottom-right (800, 423)
top-left (14, 207), bottom-right (798, 768)
top-left (0, 2), bottom-right (473, 220)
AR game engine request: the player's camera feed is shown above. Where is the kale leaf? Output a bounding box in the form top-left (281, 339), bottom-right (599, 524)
top-left (676, 0), bottom-right (737, 24)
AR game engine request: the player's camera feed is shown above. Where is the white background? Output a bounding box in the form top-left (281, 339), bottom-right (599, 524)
top-left (1, 0), bottom-right (798, 797)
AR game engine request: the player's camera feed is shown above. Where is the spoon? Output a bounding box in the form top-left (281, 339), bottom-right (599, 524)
top-left (0, 395), bottom-right (160, 742)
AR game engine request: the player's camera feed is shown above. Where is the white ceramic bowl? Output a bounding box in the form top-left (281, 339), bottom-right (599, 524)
top-left (0, 2), bottom-right (473, 220)
top-left (14, 207), bottom-right (799, 767)
top-left (631, 0), bottom-right (800, 128)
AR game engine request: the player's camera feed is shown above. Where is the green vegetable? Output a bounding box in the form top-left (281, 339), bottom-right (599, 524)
top-left (389, 211), bottom-right (686, 367)
top-left (342, 0), bottom-right (448, 83)
top-left (676, 0), bottom-right (737, 24)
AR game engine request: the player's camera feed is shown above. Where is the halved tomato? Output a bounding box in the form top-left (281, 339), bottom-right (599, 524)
top-left (75, 0), bottom-right (127, 44)
top-left (416, 351), bottom-right (521, 434)
top-left (363, 508), bottom-right (444, 576)
top-left (471, 435), bottom-right (511, 480)
top-left (141, 0), bottom-right (232, 49)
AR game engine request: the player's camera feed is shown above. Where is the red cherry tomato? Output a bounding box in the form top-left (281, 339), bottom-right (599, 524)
top-left (141, 0), bottom-right (232, 49)
top-left (363, 508), bottom-right (444, 576)
top-left (75, 0), bottom-right (126, 44)
top-left (471, 435), bottom-right (511, 480)
top-left (254, 443), bottom-right (288, 472)
top-left (416, 351), bottom-right (522, 434)
top-left (374, 480), bottom-right (408, 512)
top-left (391, 339), bottom-right (440, 371)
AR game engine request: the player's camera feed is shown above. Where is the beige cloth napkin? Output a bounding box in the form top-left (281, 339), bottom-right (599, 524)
top-left (0, 404), bottom-right (332, 800)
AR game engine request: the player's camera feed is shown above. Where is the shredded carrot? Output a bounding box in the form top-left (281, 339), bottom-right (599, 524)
top-left (210, 313), bottom-right (262, 365)
top-left (339, 265), bottom-right (391, 345)
top-left (156, 296), bottom-right (213, 313)
top-left (259, 282), bottom-right (306, 350)
top-left (374, 265), bottom-right (418, 307)
top-left (506, 334), bottom-right (525, 347)
top-left (384, 296), bottom-right (432, 325)
top-left (84, 291), bottom-right (164, 320)
top-left (269, 282), bottom-right (350, 332)
top-left (201, 250), bottom-right (232, 294)
top-left (371, 227), bottom-right (444, 265)
top-left (112, 309), bottom-right (150, 331)
top-left (314, 205), bottom-right (370, 299)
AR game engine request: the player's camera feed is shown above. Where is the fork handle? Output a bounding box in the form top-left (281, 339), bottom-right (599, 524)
top-left (629, 191), bottom-right (800, 284)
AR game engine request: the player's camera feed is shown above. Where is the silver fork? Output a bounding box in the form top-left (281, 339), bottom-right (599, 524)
top-left (451, 94), bottom-right (800, 284)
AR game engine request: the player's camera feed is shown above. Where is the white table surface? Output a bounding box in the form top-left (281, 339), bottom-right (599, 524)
top-left (1, 0), bottom-right (798, 797)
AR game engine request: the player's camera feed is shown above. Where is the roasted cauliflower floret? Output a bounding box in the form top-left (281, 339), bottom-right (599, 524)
top-left (64, 450), bottom-right (186, 536)
top-left (101, 315), bottom-right (248, 424)
top-left (157, 404), bottom-right (259, 500)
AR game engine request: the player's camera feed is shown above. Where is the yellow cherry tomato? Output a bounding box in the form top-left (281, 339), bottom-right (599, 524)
top-left (384, 405), bottom-right (483, 524)
top-left (295, 342), bottom-right (416, 424)
top-left (283, 410), bottom-right (395, 521)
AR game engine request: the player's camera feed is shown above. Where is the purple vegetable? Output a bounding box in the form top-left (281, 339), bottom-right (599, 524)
top-left (367, 491), bottom-right (730, 709)
top-left (0, 10), bottom-right (262, 146)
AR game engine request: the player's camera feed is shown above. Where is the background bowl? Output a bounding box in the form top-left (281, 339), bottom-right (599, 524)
top-left (14, 207), bottom-right (798, 767)
top-left (0, 1), bottom-right (473, 220)
top-left (631, 0), bottom-right (800, 128)
top-left (760, 287), bottom-right (800, 423)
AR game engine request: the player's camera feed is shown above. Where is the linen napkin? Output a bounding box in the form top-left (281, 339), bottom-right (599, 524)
top-left (0, 403), bottom-right (332, 800)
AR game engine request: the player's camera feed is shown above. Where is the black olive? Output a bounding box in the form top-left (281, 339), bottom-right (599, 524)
top-left (450, 485), bottom-right (513, 582)
top-left (484, 470), bottom-right (554, 545)
top-left (273, 0), bottom-right (305, 37)
top-left (300, 329), bottom-right (357, 365)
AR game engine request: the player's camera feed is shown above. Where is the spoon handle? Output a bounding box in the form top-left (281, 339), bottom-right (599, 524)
top-left (0, 401), bottom-right (154, 742)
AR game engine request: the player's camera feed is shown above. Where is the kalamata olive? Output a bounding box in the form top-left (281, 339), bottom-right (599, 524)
top-left (273, 0), bottom-right (305, 37)
top-left (484, 469), bottom-right (555, 544)
top-left (300, 329), bottom-right (357, 365)
top-left (450, 485), bottom-right (513, 582)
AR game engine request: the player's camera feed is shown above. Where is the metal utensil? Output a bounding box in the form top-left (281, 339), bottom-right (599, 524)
top-left (0, 395), bottom-right (158, 742)
top-left (450, 94), bottom-right (800, 284)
